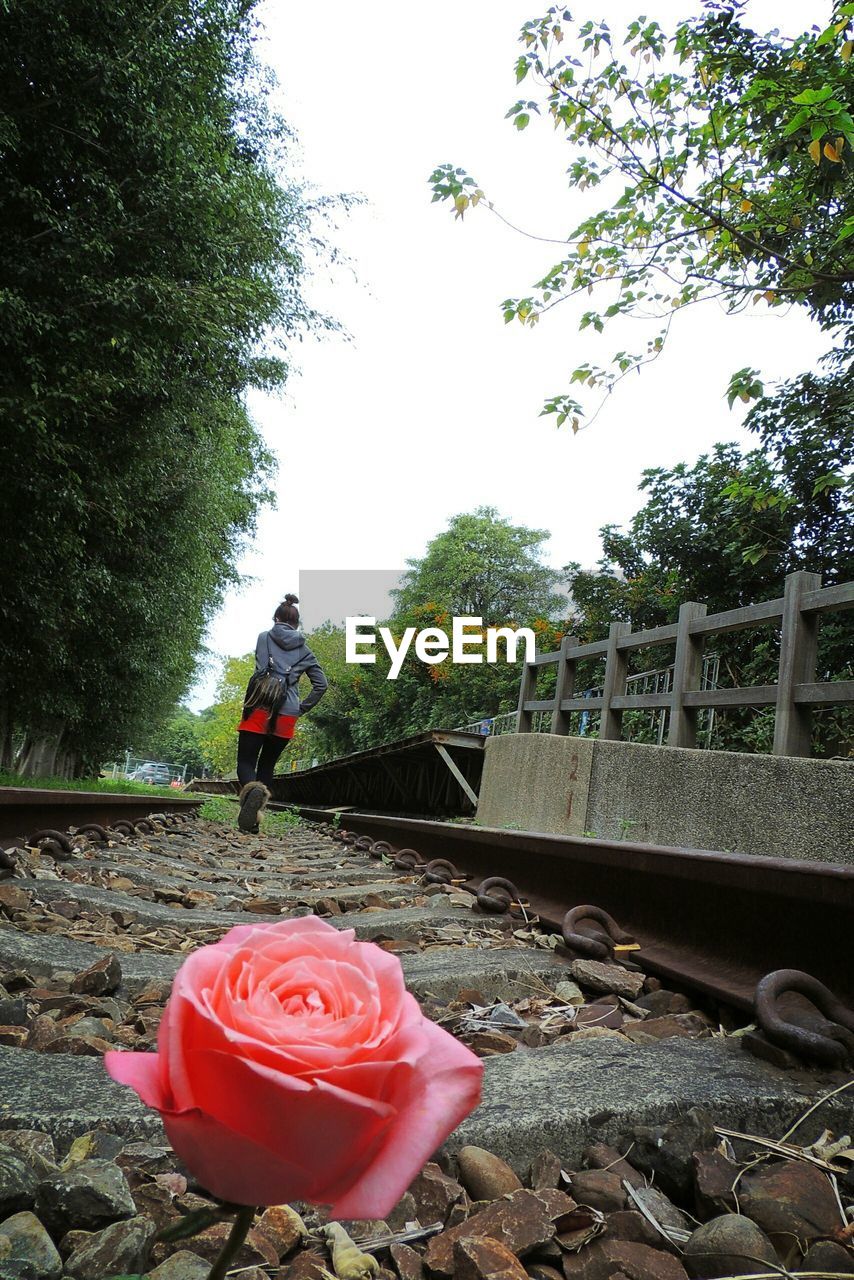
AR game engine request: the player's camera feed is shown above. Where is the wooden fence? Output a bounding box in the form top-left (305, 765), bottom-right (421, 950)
top-left (516, 571), bottom-right (854, 757)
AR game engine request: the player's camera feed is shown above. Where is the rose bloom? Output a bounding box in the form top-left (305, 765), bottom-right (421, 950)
top-left (105, 916), bottom-right (483, 1216)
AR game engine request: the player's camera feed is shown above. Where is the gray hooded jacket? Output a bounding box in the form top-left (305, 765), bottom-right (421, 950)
top-left (253, 624), bottom-right (328, 718)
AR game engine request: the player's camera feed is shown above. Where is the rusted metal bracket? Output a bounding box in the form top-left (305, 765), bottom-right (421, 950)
top-left (753, 969), bottom-right (854, 1069)
top-left (561, 904), bottom-right (638, 961)
top-left (476, 877), bottom-right (527, 914)
top-left (393, 848), bottom-right (426, 871)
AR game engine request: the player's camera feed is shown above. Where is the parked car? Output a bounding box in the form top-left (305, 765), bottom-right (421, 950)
top-left (126, 762), bottom-right (172, 786)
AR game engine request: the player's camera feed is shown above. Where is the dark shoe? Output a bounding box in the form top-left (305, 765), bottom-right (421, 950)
top-left (237, 782), bottom-right (270, 833)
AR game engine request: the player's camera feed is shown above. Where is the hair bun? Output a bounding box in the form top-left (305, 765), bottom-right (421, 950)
top-left (284, 593), bottom-right (299, 605)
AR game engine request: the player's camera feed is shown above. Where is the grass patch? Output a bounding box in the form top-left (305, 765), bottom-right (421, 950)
top-left (198, 794), bottom-right (303, 835)
top-left (0, 771), bottom-right (178, 798)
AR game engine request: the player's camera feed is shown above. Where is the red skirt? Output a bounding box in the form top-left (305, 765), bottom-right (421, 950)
top-left (236, 708), bottom-right (298, 739)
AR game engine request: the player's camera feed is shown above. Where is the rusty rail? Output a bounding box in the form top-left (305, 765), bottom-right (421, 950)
top-left (294, 808), bottom-right (854, 1014)
top-left (0, 787), bottom-right (202, 847)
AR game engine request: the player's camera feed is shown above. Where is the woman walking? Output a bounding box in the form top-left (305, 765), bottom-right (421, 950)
top-left (236, 593), bottom-right (327, 833)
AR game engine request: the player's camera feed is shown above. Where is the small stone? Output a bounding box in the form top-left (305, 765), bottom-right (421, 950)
top-left (562, 1239), bottom-right (688, 1279)
top-left (36, 1158), bottom-right (136, 1234)
top-left (64, 1214), bottom-right (156, 1279)
top-left (386, 1192), bottom-right (419, 1232)
top-left (390, 1243), bottom-right (424, 1280)
top-left (130, 1181), bottom-right (181, 1231)
top-left (0, 1132), bottom-right (57, 1179)
top-left (69, 953), bottom-right (122, 996)
top-left (554, 982), bottom-right (584, 1006)
top-left (24, 1014), bottom-right (61, 1051)
top-left (622, 1014), bottom-right (710, 1043)
top-left (255, 1204), bottom-right (306, 1260)
top-left (583, 1145), bottom-right (644, 1191)
top-left (627, 1187), bottom-right (690, 1237)
top-left (634, 990), bottom-right (693, 1016)
top-left (408, 1162), bottom-right (465, 1225)
top-left (801, 1240), bottom-right (854, 1274)
top-left (454, 1235), bottom-right (530, 1280)
top-left (692, 1151), bottom-right (739, 1217)
top-left (739, 1160), bottom-right (842, 1248)
top-left (629, 1108), bottom-right (717, 1200)
top-left (605, 1211), bottom-right (667, 1250)
top-left (66, 1015), bottom-right (115, 1040)
top-left (529, 1152), bottom-right (563, 1191)
top-left (183, 1222), bottom-right (278, 1268)
top-left (469, 1030), bottom-right (520, 1056)
top-left (0, 1151), bottom-right (38, 1215)
top-left (488, 1004), bottom-right (527, 1029)
top-left (574, 1004), bottom-right (624, 1031)
top-left (458, 1147), bottom-right (524, 1201)
top-left (146, 1249), bottom-right (211, 1279)
top-left (0, 999), bottom-right (27, 1026)
top-left (571, 1026), bottom-right (624, 1044)
top-left (61, 1130), bottom-right (125, 1168)
top-left (682, 1214), bottom-right (779, 1279)
top-left (0, 1211), bottom-right (62, 1279)
top-left (569, 961), bottom-right (644, 1001)
top-left (424, 1188), bottom-right (576, 1276)
top-left (282, 1248), bottom-right (332, 1280)
top-left (116, 1141), bottom-right (175, 1177)
top-left (0, 1027), bottom-right (27, 1047)
top-left (0, 885), bottom-right (31, 913)
top-left (566, 1171), bottom-right (626, 1214)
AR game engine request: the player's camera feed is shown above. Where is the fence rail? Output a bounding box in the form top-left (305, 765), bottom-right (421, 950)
top-left (516, 571), bottom-right (854, 757)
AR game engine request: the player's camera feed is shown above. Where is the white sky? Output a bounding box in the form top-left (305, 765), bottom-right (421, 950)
top-left (186, 0), bottom-right (832, 709)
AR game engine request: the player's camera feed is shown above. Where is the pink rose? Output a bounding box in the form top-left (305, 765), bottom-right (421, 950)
top-left (105, 916), bottom-right (483, 1216)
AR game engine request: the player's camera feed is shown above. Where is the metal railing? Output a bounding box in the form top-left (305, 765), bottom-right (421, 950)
top-left (515, 571), bottom-right (854, 757)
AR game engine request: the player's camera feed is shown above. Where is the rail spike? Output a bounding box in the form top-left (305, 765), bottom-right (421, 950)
top-left (561, 904), bottom-right (638, 961)
top-left (74, 823), bottom-right (110, 843)
top-left (424, 858), bottom-right (460, 885)
top-left (393, 848), bottom-right (425, 872)
top-left (476, 876), bottom-right (525, 914)
top-left (754, 969), bottom-right (854, 1069)
top-left (29, 829), bottom-right (74, 861)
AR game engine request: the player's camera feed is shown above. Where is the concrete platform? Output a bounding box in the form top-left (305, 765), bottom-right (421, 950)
top-left (0, 1038), bottom-right (848, 1171)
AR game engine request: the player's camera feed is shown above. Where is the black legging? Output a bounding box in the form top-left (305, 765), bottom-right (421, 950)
top-left (236, 731), bottom-right (290, 788)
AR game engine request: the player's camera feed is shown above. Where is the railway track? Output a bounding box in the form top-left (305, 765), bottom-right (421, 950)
top-left (0, 788), bottom-right (852, 1277)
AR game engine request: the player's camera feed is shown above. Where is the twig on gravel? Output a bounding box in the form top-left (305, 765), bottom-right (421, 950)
top-left (778, 1080), bottom-right (854, 1145)
top-left (623, 1181), bottom-right (690, 1249)
top-left (714, 1127), bottom-right (851, 1174)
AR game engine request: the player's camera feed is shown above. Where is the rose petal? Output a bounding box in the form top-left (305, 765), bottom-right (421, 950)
top-left (327, 1019), bottom-right (484, 1218)
top-left (161, 1107), bottom-right (327, 1206)
top-left (104, 1049), bottom-right (167, 1110)
top-left (178, 1046), bottom-right (396, 1193)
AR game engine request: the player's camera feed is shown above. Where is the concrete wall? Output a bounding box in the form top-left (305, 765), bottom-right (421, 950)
top-left (475, 733), bottom-right (854, 863)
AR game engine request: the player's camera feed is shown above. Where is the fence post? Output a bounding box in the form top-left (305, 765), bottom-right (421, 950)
top-left (668, 602), bottom-right (708, 748)
top-left (551, 634), bottom-right (579, 735)
top-left (516, 658), bottom-right (538, 733)
top-left (773, 570), bottom-right (821, 757)
top-left (600, 621), bottom-right (631, 740)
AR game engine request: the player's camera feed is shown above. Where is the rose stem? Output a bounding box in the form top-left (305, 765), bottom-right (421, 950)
top-left (206, 1205), bottom-right (257, 1280)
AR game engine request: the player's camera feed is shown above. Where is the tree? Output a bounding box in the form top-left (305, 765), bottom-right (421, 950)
top-left (393, 507), bottom-right (566, 624)
top-left (288, 510), bottom-right (568, 758)
top-left (141, 707), bottom-right (210, 778)
top-left (0, 0), bottom-right (333, 775)
top-left (198, 656), bottom-right (255, 777)
top-left (430, 2), bottom-right (854, 427)
top-left (565, 394), bottom-right (852, 754)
